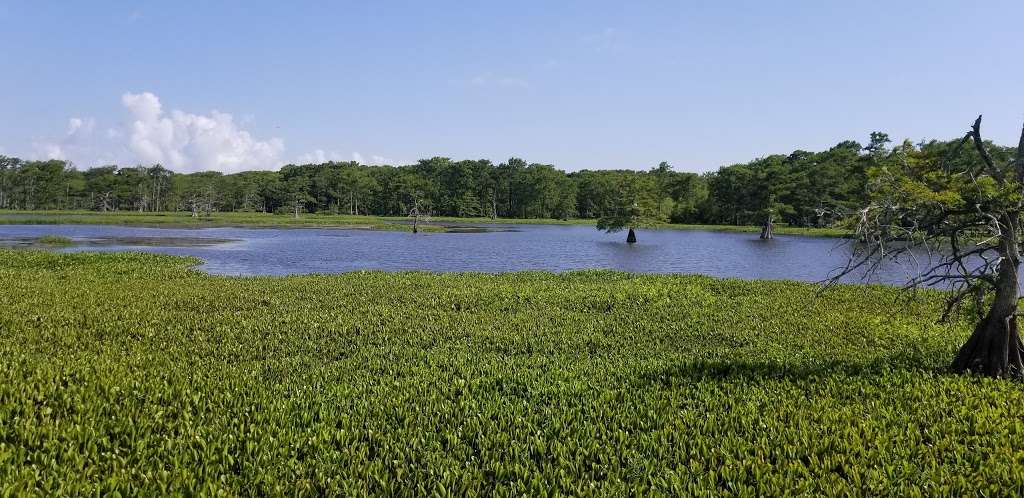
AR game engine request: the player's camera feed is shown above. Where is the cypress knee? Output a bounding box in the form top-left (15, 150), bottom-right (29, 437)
top-left (760, 217), bottom-right (774, 240)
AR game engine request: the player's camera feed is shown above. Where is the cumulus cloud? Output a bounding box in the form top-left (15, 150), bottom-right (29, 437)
top-left (67, 117), bottom-right (96, 140)
top-left (295, 149), bottom-right (346, 164)
top-left (37, 143), bottom-right (65, 160)
top-left (294, 150), bottom-right (394, 165)
top-left (28, 92), bottom-right (402, 172)
top-left (122, 92), bottom-right (284, 173)
top-left (31, 117), bottom-right (98, 162)
top-left (352, 152), bottom-right (394, 165)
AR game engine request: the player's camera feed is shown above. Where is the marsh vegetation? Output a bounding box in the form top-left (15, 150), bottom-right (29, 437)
top-left (2, 250), bottom-right (1021, 495)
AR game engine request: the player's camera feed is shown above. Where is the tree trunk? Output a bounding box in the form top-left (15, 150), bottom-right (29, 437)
top-left (626, 228), bottom-right (637, 244)
top-left (760, 215), bottom-right (774, 240)
top-left (952, 224), bottom-right (1024, 377)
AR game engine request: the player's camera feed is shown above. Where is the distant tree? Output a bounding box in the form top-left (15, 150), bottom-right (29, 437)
top-left (651, 161), bottom-right (675, 219)
top-left (667, 172), bottom-right (707, 223)
top-left (833, 116), bottom-right (1024, 377)
top-left (147, 165), bottom-right (173, 212)
top-left (407, 191), bottom-right (431, 234)
top-left (343, 166), bottom-right (379, 215)
top-left (84, 166), bottom-right (119, 211)
top-left (495, 157), bottom-right (528, 216)
top-left (0, 156), bottom-right (19, 209)
top-left (0, 132), bottom-right (913, 229)
top-left (596, 174), bottom-right (660, 243)
top-left (752, 156), bottom-right (798, 239)
top-left (176, 172), bottom-right (222, 216)
top-left (864, 131), bottom-right (892, 159)
top-left (285, 176), bottom-right (313, 219)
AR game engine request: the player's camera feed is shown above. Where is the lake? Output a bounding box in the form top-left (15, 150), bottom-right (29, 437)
top-left (0, 223), bottom-right (928, 285)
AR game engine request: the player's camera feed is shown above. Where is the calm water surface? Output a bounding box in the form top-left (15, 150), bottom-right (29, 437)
top-left (0, 223), bottom-right (927, 285)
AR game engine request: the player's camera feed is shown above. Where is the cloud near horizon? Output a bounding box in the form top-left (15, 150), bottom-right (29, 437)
top-left (294, 150), bottom-right (394, 166)
top-left (31, 117), bottom-right (97, 162)
top-left (24, 92), bottom-right (398, 172)
top-left (122, 92), bottom-right (285, 173)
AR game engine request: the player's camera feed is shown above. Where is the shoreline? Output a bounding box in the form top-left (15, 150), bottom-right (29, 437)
top-left (0, 210), bottom-right (848, 237)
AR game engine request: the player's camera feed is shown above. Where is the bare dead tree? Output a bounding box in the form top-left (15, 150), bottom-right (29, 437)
top-left (97, 191), bottom-right (113, 212)
top-left (203, 185), bottom-right (216, 217)
top-left (828, 116), bottom-right (1024, 377)
top-left (187, 193), bottom-right (201, 217)
top-left (760, 211), bottom-right (774, 240)
top-left (408, 197), bottom-right (431, 234)
top-left (491, 187), bottom-right (498, 220)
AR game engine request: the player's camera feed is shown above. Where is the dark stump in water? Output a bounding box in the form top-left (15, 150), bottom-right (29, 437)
top-left (626, 228), bottom-right (637, 244)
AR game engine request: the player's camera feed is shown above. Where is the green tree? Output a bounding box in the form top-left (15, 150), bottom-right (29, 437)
top-left (84, 166), bottom-right (119, 211)
top-left (595, 174), bottom-right (660, 243)
top-left (284, 175), bottom-right (313, 218)
top-left (834, 116), bottom-right (1024, 377)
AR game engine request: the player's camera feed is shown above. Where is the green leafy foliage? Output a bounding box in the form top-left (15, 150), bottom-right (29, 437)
top-left (0, 250), bottom-right (1021, 495)
top-left (595, 173), bottom-right (661, 234)
top-left (0, 129), bottom-right (937, 229)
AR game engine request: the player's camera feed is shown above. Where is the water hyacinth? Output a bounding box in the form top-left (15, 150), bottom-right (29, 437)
top-left (0, 249), bottom-right (1022, 496)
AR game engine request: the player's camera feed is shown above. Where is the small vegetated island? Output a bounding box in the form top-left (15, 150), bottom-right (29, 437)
top-left (1, 119), bottom-right (1023, 495)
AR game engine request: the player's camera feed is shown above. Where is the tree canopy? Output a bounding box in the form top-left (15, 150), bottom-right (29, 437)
top-left (833, 116), bottom-right (1024, 377)
top-left (0, 131), bottom-right (975, 231)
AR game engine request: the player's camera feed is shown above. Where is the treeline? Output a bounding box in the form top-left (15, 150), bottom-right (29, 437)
top-left (0, 132), bottom-right (1008, 226)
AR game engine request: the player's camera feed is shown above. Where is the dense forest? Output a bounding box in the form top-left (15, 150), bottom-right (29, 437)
top-left (0, 132), bottom-right (1014, 227)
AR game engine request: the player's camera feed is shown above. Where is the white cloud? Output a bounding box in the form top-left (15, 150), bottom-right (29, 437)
top-left (462, 72), bottom-right (531, 89)
top-left (122, 91), bottom-right (285, 173)
top-left (30, 116), bottom-right (98, 162)
top-left (38, 143), bottom-right (65, 160)
top-left (293, 150), bottom-right (393, 166)
top-left (66, 117), bottom-right (96, 140)
top-left (352, 152), bottom-right (394, 165)
top-left (295, 149), bottom-right (345, 164)
top-left (22, 94), bottom-right (282, 171)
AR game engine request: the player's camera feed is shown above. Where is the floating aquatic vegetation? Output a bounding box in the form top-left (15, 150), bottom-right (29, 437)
top-left (0, 250), bottom-right (1019, 496)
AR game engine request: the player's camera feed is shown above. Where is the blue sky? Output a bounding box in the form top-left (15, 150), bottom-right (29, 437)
top-left (1, 1), bottom-right (1022, 173)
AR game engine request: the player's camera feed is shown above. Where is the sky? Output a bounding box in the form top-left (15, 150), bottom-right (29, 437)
top-left (1, 0), bottom-right (1023, 174)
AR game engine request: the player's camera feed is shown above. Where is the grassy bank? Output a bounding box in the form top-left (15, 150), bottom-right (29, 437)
top-left (0, 210), bottom-right (847, 237)
top-left (0, 250), bottom-right (1019, 495)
